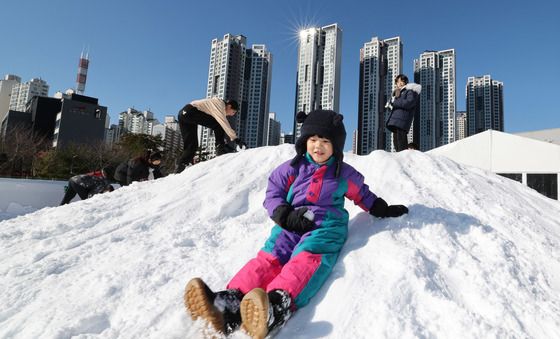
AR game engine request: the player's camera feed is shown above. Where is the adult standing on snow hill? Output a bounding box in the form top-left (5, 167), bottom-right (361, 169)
top-left (183, 109), bottom-right (409, 338)
top-left (60, 166), bottom-right (114, 205)
top-left (114, 150), bottom-right (164, 186)
top-left (175, 97), bottom-right (247, 173)
top-left (386, 74), bottom-right (421, 152)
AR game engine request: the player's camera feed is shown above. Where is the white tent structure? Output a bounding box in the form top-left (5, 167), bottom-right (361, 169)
top-left (515, 127), bottom-right (560, 145)
top-left (429, 130), bottom-right (560, 200)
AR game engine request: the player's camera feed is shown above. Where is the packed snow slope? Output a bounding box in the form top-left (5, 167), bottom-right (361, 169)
top-left (1, 144), bottom-right (560, 339)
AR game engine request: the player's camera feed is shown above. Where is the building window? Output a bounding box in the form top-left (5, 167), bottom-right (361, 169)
top-left (527, 173), bottom-right (558, 200)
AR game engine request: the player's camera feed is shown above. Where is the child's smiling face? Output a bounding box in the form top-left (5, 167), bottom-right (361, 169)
top-left (306, 135), bottom-right (334, 164)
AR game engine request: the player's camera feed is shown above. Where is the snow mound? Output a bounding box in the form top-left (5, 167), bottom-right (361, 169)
top-left (1, 144), bottom-right (560, 338)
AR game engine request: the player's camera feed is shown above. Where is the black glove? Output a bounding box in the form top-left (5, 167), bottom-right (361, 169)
top-left (272, 205), bottom-right (315, 234)
top-left (370, 198), bottom-right (408, 218)
top-left (234, 138), bottom-right (247, 149)
top-left (386, 205), bottom-right (408, 217)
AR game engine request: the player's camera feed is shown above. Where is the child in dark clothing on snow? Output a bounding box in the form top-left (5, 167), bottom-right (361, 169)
top-left (184, 110), bottom-right (408, 338)
top-left (113, 151), bottom-right (164, 186)
top-left (60, 166), bottom-right (114, 205)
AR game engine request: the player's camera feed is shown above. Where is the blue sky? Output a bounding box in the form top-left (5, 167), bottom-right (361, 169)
top-left (1, 0), bottom-right (559, 149)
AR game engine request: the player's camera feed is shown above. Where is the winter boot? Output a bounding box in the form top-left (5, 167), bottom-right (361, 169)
top-left (184, 278), bottom-right (243, 335)
top-left (240, 288), bottom-right (293, 339)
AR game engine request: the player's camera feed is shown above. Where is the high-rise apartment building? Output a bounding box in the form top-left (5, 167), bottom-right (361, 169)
top-left (456, 111), bottom-right (467, 141)
top-left (152, 116), bottom-right (182, 155)
top-left (201, 34), bottom-right (247, 155)
top-left (413, 49), bottom-right (456, 151)
top-left (240, 44), bottom-right (272, 148)
top-left (0, 74), bottom-right (21, 124)
top-left (105, 124), bottom-right (121, 146)
top-left (118, 108), bottom-right (159, 135)
top-left (357, 36), bottom-right (402, 154)
top-left (9, 78), bottom-right (49, 112)
top-left (466, 75), bottom-right (504, 136)
top-left (294, 24), bottom-right (342, 138)
top-left (267, 112), bottom-right (281, 146)
top-left (201, 35), bottom-right (273, 155)
top-left (352, 129), bottom-right (358, 154)
top-left (164, 115), bottom-right (180, 132)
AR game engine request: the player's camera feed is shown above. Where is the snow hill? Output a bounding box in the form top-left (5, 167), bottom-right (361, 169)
top-left (1, 144), bottom-right (560, 339)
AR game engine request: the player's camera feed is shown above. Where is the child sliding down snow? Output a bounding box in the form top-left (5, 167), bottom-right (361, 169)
top-left (184, 109), bottom-right (409, 338)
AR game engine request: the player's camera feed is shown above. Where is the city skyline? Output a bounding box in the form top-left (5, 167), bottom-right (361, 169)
top-left (1, 0), bottom-right (558, 151)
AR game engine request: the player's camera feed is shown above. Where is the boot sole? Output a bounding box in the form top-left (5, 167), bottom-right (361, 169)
top-left (184, 278), bottom-right (225, 334)
top-left (240, 288), bottom-right (269, 339)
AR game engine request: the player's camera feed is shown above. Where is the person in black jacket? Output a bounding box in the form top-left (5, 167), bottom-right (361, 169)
top-left (114, 150), bottom-right (164, 186)
top-left (386, 74), bottom-right (421, 152)
top-left (113, 161), bottom-right (129, 187)
top-left (60, 166), bottom-right (114, 205)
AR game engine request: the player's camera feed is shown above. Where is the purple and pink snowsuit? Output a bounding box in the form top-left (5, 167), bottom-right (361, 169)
top-left (227, 153), bottom-right (378, 308)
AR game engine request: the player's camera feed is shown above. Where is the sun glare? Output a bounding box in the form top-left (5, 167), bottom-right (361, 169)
top-left (298, 27), bottom-right (317, 41)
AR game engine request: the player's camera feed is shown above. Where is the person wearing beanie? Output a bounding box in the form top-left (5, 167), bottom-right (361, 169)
top-left (175, 97), bottom-right (247, 173)
top-left (183, 110), bottom-right (409, 338)
top-left (60, 166), bottom-right (114, 205)
top-left (115, 150), bottom-right (164, 186)
top-left (386, 74), bottom-right (421, 152)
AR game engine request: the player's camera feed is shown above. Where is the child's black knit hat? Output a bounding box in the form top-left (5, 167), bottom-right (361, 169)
top-left (291, 110), bottom-right (346, 176)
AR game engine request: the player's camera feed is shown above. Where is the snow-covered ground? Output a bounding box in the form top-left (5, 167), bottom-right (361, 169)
top-left (1, 144), bottom-right (559, 338)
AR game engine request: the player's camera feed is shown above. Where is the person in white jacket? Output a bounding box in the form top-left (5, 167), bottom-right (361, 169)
top-left (176, 97), bottom-right (246, 172)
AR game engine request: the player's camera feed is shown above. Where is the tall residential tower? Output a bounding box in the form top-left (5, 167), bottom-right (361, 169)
top-left (456, 111), bottom-right (467, 141)
top-left (240, 44), bottom-right (272, 148)
top-left (9, 78), bottom-right (49, 112)
top-left (294, 24), bottom-right (342, 137)
top-left (357, 36), bottom-right (402, 154)
top-left (413, 49), bottom-right (456, 151)
top-left (0, 74), bottom-right (21, 125)
top-left (466, 75), bottom-right (504, 136)
top-left (201, 34), bottom-right (247, 155)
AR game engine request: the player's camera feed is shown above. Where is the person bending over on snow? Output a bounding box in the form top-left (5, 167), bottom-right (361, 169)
top-left (184, 110), bottom-right (409, 338)
top-left (114, 150), bottom-right (164, 186)
top-left (60, 166), bottom-right (114, 205)
top-left (127, 150), bottom-right (164, 184)
top-left (175, 97), bottom-right (247, 173)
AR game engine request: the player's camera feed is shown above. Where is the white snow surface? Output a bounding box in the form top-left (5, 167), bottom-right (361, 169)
top-left (1, 144), bottom-right (560, 339)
